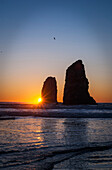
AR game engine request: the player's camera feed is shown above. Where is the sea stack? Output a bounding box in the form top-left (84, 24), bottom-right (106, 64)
top-left (63, 60), bottom-right (96, 105)
top-left (41, 77), bottom-right (57, 103)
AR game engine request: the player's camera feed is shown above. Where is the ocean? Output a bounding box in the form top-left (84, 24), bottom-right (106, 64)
top-left (0, 103), bottom-right (112, 169)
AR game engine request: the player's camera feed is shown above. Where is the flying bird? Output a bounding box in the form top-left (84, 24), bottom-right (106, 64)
top-left (53, 37), bottom-right (56, 40)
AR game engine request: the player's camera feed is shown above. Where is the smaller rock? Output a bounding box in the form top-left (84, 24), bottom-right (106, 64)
top-left (41, 77), bottom-right (57, 103)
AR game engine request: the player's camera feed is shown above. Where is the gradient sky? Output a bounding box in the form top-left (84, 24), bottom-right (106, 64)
top-left (0, 0), bottom-right (112, 103)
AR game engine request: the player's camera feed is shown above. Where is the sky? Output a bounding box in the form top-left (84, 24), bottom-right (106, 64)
top-left (0, 0), bottom-right (112, 103)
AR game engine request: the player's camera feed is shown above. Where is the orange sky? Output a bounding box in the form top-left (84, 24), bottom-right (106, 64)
top-left (0, 66), bottom-right (112, 103)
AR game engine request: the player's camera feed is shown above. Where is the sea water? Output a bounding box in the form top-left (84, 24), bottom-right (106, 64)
top-left (0, 103), bottom-right (112, 169)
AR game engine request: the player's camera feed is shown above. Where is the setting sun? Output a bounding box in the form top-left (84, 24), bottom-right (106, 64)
top-left (38, 97), bottom-right (42, 103)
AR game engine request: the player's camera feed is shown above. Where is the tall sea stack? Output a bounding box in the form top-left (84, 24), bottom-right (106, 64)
top-left (41, 77), bottom-right (57, 103)
top-left (63, 60), bottom-right (96, 105)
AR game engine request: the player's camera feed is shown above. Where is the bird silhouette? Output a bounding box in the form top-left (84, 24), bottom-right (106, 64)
top-left (53, 37), bottom-right (56, 40)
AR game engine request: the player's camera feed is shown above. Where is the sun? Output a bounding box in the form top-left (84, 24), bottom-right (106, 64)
top-left (37, 97), bottom-right (42, 103)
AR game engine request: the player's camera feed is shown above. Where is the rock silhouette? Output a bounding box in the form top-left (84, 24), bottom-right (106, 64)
top-left (41, 77), bottom-right (57, 103)
top-left (63, 60), bottom-right (96, 105)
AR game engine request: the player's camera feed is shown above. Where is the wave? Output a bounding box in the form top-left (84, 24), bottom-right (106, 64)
top-left (0, 108), bottom-right (112, 118)
top-left (0, 103), bottom-right (112, 118)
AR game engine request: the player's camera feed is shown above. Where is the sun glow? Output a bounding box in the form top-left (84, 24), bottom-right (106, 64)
top-left (38, 97), bottom-right (42, 103)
